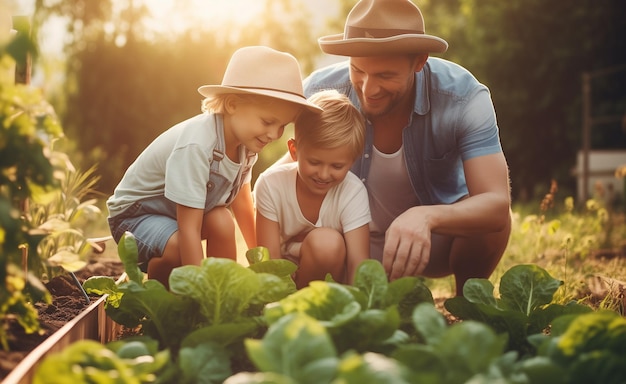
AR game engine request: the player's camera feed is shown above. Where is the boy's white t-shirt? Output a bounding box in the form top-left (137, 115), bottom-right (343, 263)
top-left (254, 162), bottom-right (371, 259)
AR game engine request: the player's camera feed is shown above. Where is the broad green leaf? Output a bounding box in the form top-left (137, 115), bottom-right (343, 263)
top-left (499, 264), bottom-right (563, 315)
top-left (252, 272), bottom-right (296, 305)
top-left (462, 278), bottom-right (498, 307)
top-left (247, 258), bottom-right (297, 277)
top-left (353, 259), bottom-right (389, 309)
top-left (263, 281), bottom-right (361, 328)
top-left (47, 249), bottom-right (87, 272)
top-left (334, 351), bottom-right (412, 384)
top-left (83, 276), bottom-right (123, 307)
top-left (332, 306), bottom-right (401, 353)
top-left (411, 302), bottom-right (447, 346)
top-left (170, 257), bottom-right (260, 325)
top-left (32, 340), bottom-right (136, 383)
top-left (518, 356), bottom-right (567, 384)
top-left (109, 279), bottom-right (195, 348)
top-left (247, 259), bottom-right (298, 301)
top-left (392, 344), bottom-right (445, 383)
top-left (178, 342), bottom-right (232, 384)
top-left (246, 246), bottom-right (271, 264)
top-left (224, 372), bottom-right (297, 384)
top-left (245, 313), bottom-right (338, 384)
top-left (445, 296), bottom-right (527, 352)
top-left (181, 321), bottom-right (260, 349)
top-left (117, 232), bottom-right (144, 284)
top-left (555, 310), bottom-right (626, 357)
top-left (387, 276), bottom-right (434, 322)
top-left (437, 321), bottom-right (508, 383)
top-left (527, 302), bottom-right (592, 335)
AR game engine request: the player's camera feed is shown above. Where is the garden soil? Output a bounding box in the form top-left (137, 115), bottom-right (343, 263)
top-left (0, 257), bottom-right (125, 380)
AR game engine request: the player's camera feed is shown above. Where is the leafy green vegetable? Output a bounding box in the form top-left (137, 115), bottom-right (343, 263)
top-left (177, 342), bottom-right (232, 384)
top-left (394, 303), bottom-right (509, 384)
top-left (84, 237), bottom-right (296, 353)
top-left (170, 258), bottom-right (261, 325)
top-left (444, 264), bottom-right (591, 354)
top-left (245, 246), bottom-right (271, 265)
top-left (263, 281), bottom-right (361, 328)
top-left (535, 311), bottom-right (626, 384)
top-left (334, 351), bottom-right (413, 384)
top-left (245, 313), bottom-right (339, 384)
top-left (33, 339), bottom-right (173, 384)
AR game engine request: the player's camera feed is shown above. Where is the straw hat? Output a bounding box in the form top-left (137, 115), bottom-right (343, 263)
top-left (319, 0), bottom-right (448, 56)
top-left (198, 46), bottom-right (322, 113)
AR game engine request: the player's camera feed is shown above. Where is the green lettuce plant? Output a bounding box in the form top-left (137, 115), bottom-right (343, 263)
top-left (263, 259), bottom-right (434, 354)
top-left (444, 264), bottom-right (592, 355)
top-left (84, 232), bottom-right (298, 352)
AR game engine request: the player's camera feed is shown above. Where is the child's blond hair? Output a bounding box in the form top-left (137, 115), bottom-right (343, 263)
top-left (201, 93), bottom-right (300, 115)
top-left (294, 90), bottom-right (365, 160)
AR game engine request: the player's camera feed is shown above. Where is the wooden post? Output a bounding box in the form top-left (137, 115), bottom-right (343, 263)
top-left (13, 16), bottom-right (32, 85)
top-left (581, 72), bottom-right (591, 204)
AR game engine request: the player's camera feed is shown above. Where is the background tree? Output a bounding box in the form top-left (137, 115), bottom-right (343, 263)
top-left (31, 0), bottom-right (626, 203)
top-left (420, 0), bottom-right (626, 200)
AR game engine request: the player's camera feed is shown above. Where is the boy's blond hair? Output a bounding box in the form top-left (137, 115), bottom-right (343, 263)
top-left (294, 90), bottom-right (365, 160)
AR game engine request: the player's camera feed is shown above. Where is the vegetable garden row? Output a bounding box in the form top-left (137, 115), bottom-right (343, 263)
top-left (31, 232), bottom-right (626, 384)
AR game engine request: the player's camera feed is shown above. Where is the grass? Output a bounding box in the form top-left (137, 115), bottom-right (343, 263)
top-left (418, 185), bottom-right (626, 313)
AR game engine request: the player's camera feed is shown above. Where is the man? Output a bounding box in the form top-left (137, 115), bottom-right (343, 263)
top-left (303, 0), bottom-right (512, 296)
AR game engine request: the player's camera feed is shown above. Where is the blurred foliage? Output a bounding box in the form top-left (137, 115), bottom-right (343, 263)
top-left (418, 0), bottom-right (626, 200)
top-left (28, 0), bottom-right (626, 202)
top-left (29, 162), bottom-right (104, 275)
top-left (0, 16), bottom-right (58, 350)
top-left (1, 12), bottom-right (106, 350)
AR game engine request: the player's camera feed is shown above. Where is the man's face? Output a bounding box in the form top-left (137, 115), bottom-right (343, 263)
top-left (349, 55), bottom-right (421, 119)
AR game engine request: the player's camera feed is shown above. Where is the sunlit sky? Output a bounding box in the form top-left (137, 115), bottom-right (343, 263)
top-left (14, 0), bottom-right (340, 54)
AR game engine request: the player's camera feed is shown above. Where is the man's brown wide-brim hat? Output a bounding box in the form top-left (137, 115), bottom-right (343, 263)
top-left (198, 46), bottom-right (322, 114)
top-left (319, 0), bottom-right (448, 56)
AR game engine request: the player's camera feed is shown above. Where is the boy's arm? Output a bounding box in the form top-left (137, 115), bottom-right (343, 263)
top-left (343, 223), bottom-right (370, 285)
top-left (176, 204), bottom-right (205, 266)
top-left (230, 183), bottom-right (256, 249)
top-left (256, 213), bottom-right (282, 260)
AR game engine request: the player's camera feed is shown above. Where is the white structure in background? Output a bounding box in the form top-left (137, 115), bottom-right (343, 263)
top-left (574, 150), bottom-right (626, 205)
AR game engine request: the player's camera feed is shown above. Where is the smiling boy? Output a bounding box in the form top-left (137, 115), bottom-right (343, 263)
top-left (254, 90), bottom-right (370, 288)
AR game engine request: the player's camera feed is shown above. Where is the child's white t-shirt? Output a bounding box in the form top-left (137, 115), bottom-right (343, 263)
top-left (254, 162), bottom-right (371, 259)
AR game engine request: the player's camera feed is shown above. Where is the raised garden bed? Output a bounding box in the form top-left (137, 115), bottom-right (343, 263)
top-left (0, 257), bottom-right (126, 383)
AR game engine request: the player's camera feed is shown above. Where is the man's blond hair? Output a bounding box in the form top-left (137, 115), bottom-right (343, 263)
top-left (294, 90), bottom-right (365, 160)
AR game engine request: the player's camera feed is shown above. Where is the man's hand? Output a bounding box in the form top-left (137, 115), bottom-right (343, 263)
top-left (382, 206), bottom-right (432, 280)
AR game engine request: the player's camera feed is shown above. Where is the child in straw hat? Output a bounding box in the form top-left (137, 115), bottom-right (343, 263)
top-left (106, 46), bottom-right (321, 288)
top-left (254, 90), bottom-right (370, 288)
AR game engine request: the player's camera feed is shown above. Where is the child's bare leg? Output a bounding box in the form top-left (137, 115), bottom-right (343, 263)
top-left (202, 207), bottom-right (237, 260)
top-left (296, 227), bottom-right (346, 289)
top-left (148, 233), bottom-right (182, 289)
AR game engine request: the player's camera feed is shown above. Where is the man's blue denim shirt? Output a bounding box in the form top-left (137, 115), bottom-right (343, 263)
top-left (303, 57), bottom-right (503, 206)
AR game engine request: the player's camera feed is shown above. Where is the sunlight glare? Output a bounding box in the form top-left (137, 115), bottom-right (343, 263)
top-left (141, 0), bottom-right (266, 35)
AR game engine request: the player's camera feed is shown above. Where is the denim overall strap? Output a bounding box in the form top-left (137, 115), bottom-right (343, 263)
top-left (206, 114), bottom-right (257, 209)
